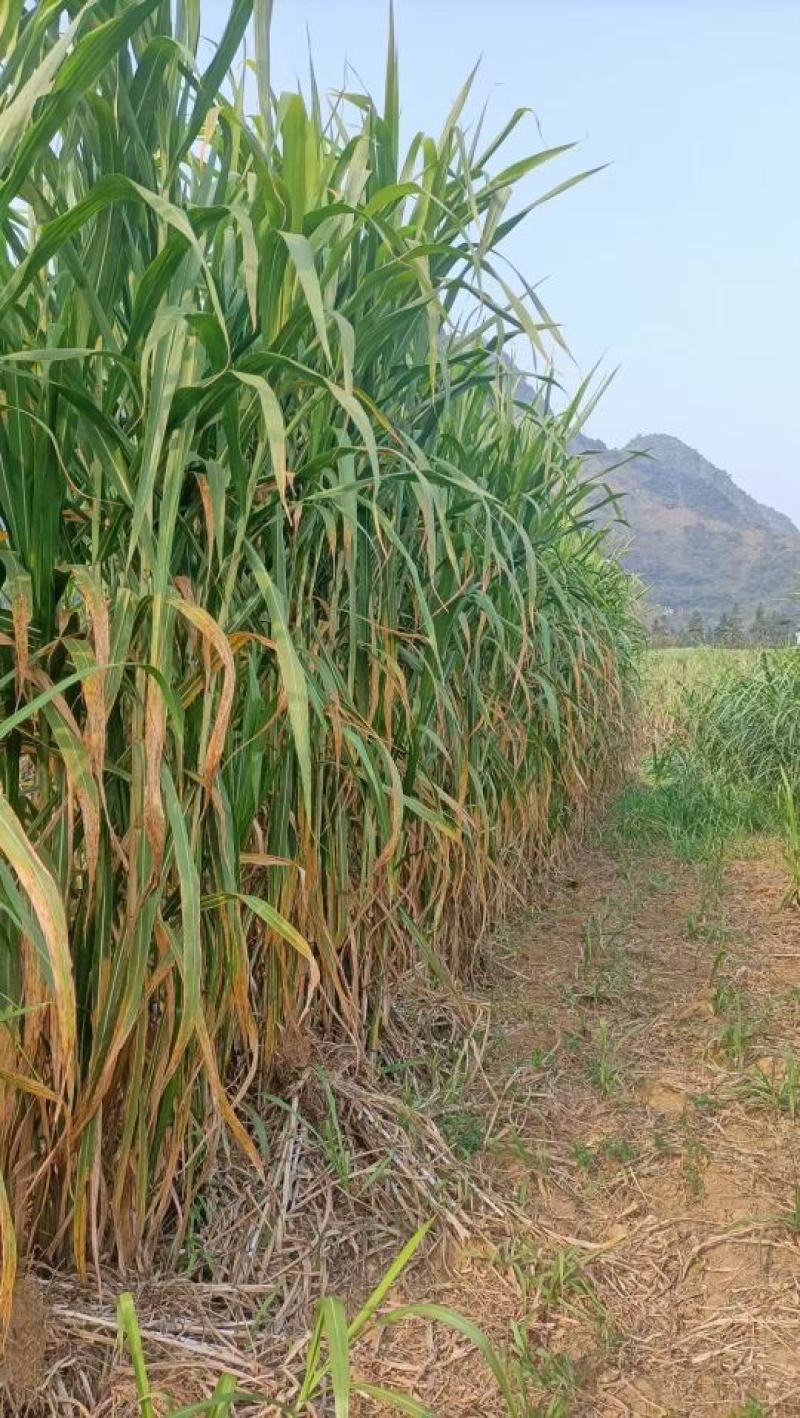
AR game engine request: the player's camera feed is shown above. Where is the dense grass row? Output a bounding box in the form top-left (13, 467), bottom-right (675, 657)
top-left (689, 652), bottom-right (800, 794)
top-left (0, 0), bottom-right (639, 1288)
top-left (616, 649), bottom-right (800, 857)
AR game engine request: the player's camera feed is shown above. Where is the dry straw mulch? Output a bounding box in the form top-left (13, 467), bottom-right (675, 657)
top-left (6, 833), bottom-right (800, 1416)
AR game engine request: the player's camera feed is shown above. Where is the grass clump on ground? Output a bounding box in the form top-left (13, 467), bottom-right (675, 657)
top-left (613, 648), bottom-right (800, 860)
top-left (689, 651), bottom-right (800, 794)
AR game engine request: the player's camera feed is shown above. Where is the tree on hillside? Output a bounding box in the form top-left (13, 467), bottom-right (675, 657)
top-left (755, 606), bottom-right (793, 646)
top-left (728, 603), bottom-right (745, 646)
top-left (686, 610), bottom-right (705, 645)
top-left (771, 611), bottom-right (794, 646)
top-left (712, 611), bottom-right (731, 646)
top-left (747, 602), bottom-right (785, 646)
top-left (750, 603), bottom-right (768, 645)
top-left (650, 613), bottom-right (673, 647)
top-left (713, 604), bottom-right (745, 647)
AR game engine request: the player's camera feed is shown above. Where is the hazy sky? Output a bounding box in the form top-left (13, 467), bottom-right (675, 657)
top-left (205, 0), bottom-right (800, 528)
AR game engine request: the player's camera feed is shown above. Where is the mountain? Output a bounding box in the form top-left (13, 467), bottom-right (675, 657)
top-left (574, 432), bottom-right (800, 627)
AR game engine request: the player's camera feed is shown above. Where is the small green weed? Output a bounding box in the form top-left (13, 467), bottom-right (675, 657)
top-left (535, 1246), bottom-right (604, 1318)
top-left (442, 1110), bottom-right (485, 1160)
top-left (318, 1070), bottom-right (353, 1188)
top-left (499, 1135), bottom-right (551, 1204)
top-left (581, 902), bottom-right (624, 968)
top-left (498, 1241), bottom-right (603, 1324)
top-left (563, 1013), bottom-right (589, 1055)
top-left (181, 1192), bottom-right (215, 1279)
top-left (530, 1044), bottom-right (559, 1072)
top-left (686, 913), bottom-right (730, 944)
top-left (573, 1140), bottom-right (595, 1174)
top-left (504, 1328), bottom-right (579, 1418)
top-left (713, 983), bottom-right (755, 1068)
top-left (681, 1122), bottom-right (708, 1201)
top-left (739, 1051), bottom-right (800, 1118)
top-left (590, 1019), bottom-right (620, 1098)
top-left (600, 1134), bottom-right (636, 1165)
top-left (647, 869), bottom-right (673, 892)
top-left (783, 1185), bottom-right (800, 1234)
top-left (727, 1400), bottom-right (767, 1418)
top-left (711, 943), bottom-right (728, 981)
top-left (573, 1135), bottom-right (636, 1174)
top-left (689, 1091), bottom-right (725, 1113)
top-left (652, 1127), bottom-right (674, 1155)
top-left (569, 933), bottom-right (631, 1005)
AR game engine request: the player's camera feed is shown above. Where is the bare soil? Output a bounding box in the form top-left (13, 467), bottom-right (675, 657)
top-left (357, 836), bottom-right (800, 1416)
top-left (0, 1278), bottom-right (48, 1400)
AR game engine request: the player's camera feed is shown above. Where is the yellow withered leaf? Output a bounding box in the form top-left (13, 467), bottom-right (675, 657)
top-left (0, 792), bottom-right (75, 1092)
top-left (169, 595), bottom-right (235, 796)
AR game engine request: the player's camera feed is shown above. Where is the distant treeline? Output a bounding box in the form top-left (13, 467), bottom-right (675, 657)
top-left (650, 603), bottom-right (796, 649)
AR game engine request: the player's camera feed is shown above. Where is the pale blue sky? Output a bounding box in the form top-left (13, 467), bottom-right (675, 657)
top-left (205, 1), bottom-right (800, 527)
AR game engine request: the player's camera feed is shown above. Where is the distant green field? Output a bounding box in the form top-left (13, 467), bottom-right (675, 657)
top-left (647, 646), bottom-right (771, 709)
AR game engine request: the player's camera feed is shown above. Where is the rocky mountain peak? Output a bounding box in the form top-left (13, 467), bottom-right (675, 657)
top-left (577, 432), bottom-right (799, 622)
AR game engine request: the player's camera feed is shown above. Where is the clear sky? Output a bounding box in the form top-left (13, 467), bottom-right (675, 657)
top-left (204, 1), bottom-right (800, 528)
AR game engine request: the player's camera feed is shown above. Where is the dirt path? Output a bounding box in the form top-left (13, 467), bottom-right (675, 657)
top-left (363, 831), bottom-right (800, 1417)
